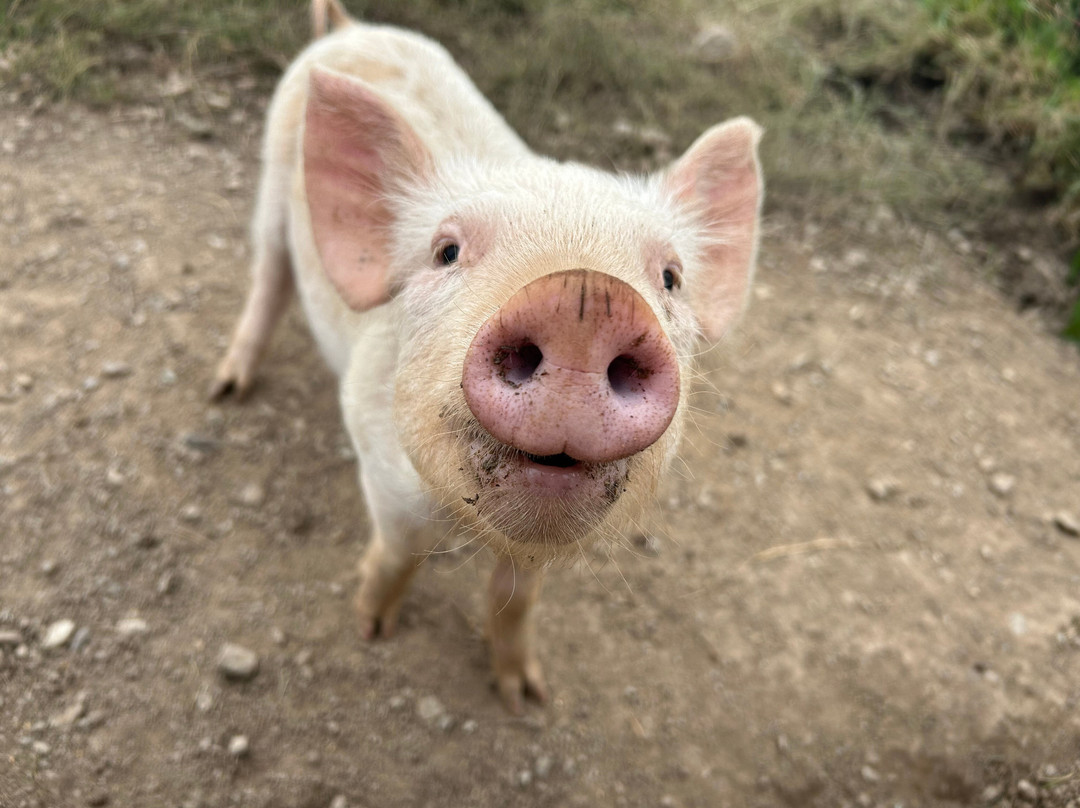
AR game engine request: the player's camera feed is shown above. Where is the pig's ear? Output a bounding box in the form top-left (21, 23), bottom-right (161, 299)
top-left (303, 66), bottom-right (431, 311)
top-left (663, 117), bottom-right (763, 342)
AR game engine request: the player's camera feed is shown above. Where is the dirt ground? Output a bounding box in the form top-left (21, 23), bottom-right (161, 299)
top-left (2, 75), bottom-right (1080, 808)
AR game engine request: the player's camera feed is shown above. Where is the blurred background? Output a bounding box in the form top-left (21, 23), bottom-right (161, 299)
top-left (3, 0), bottom-right (1079, 334)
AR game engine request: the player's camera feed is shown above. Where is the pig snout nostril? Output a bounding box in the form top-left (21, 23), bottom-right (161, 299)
top-left (494, 342), bottom-right (543, 387)
top-left (606, 354), bottom-right (651, 398)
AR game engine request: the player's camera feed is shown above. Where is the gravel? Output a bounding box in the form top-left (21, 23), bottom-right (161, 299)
top-left (217, 643), bottom-right (260, 681)
top-left (41, 619), bottom-right (76, 650)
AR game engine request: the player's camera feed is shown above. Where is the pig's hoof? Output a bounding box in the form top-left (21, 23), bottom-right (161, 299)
top-left (355, 592), bottom-right (403, 641)
top-left (209, 359), bottom-right (255, 401)
top-left (495, 663), bottom-right (548, 715)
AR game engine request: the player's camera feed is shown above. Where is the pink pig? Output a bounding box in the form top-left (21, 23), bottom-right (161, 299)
top-left (213, 0), bottom-right (763, 712)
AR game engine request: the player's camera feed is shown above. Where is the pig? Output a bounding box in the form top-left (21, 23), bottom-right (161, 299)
top-left (211, 0), bottom-right (763, 713)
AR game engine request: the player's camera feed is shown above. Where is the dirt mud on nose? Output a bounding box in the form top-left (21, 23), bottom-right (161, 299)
top-left (2, 94), bottom-right (1080, 808)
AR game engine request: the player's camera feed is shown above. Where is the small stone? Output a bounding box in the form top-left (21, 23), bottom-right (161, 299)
top-left (157, 571), bottom-right (177, 595)
top-left (105, 467), bottom-right (126, 488)
top-left (388, 694), bottom-right (407, 711)
top-left (329, 797), bottom-right (348, 808)
top-left (771, 380), bottom-right (792, 405)
top-left (217, 643), bottom-right (260, 681)
top-left (988, 473), bottom-right (1016, 498)
top-left (116, 617), bottom-right (148, 636)
top-left (41, 559), bottom-right (58, 576)
top-left (416, 695), bottom-right (445, 723)
top-left (1009, 613), bottom-right (1027, 636)
top-left (50, 692), bottom-right (87, 727)
top-left (1053, 511), bottom-right (1079, 537)
top-left (535, 755), bottom-right (553, 778)
top-left (82, 376), bottom-right (100, 392)
top-left (32, 740), bottom-right (51, 755)
top-left (1017, 779), bottom-right (1038, 802)
top-left (461, 719), bottom-right (478, 734)
top-left (181, 433), bottom-right (219, 452)
top-left (179, 504), bottom-right (203, 523)
top-left (15, 373), bottom-right (33, 390)
top-left (101, 361), bottom-right (132, 378)
top-left (238, 483), bottom-right (265, 507)
top-left (866, 478), bottom-right (900, 502)
top-left (42, 619), bottom-right (76, 649)
top-left (982, 784), bottom-right (1003, 802)
top-left (227, 735), bottom-right (250, 758)
top-left (518, 769), bottom-right (533, 787)
top-left (0, 629), bottom-right (22, 646)
top-left (860, 765), bottom-right (879, 782)
top-left (70, 627), bottom-right (91, 652)
top-left (436, 714), bottom-right (456, 733)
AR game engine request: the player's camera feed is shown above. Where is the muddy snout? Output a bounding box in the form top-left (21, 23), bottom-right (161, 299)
top-left (461, 269), bottom-right (680, 464)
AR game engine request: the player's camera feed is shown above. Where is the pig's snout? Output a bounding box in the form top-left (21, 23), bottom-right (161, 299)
top-left (461, 269), bottom-right (680, 464)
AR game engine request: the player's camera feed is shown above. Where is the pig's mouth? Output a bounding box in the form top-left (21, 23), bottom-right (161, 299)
top-left (523, 451), bottom-right (578, 469)
top-left (461, 432), bottom-right (630, 548)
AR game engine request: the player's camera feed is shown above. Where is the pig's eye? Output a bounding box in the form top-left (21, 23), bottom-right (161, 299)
top-left (662, 264), bottom-right (682, 292)
top-left (436, 242), bottom-right (460, 266)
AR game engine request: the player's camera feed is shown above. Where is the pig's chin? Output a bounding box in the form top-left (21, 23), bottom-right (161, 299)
top-left (457, 429), bottom-right (631, 556)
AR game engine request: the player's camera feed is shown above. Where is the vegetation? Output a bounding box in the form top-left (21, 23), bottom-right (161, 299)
top-left (1, 0), bottom-right (1077, 337)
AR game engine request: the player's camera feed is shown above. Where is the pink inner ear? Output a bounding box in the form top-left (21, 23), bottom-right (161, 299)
top-left (303, 67), bottom-right (429, 312)
top-left (666, 117), bottom-right (763, 342)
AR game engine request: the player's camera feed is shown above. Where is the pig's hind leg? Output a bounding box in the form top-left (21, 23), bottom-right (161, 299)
top-left (210, 179), bottom-right (294, 400)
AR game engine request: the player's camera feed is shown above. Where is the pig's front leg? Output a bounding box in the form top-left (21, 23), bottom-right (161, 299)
top-left (354, 522), bottom-right (427, 640)
top-left (488, 557), bottom-right (547, 714)
top-left (354, 463), bottom-right (434, 640)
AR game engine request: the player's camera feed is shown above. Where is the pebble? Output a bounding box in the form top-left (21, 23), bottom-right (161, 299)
top-left (239, 483), bottom-right (265, 507)
top-left (461, 719), bottom-right (478, 734)
top-left (416, 695), bottom-right (446, 723)
top-left (866, 478), bottom-right (901, 502)
top-left (32, 740), bottom-right (51, 755)
top-left (987, 473), bottom-right (1015, 498)
top-left (1053, 511), bottom-right (1079, 537)
top-left (770, 380), bottom-right (793, 405)
top-left (329, 797), bottom-right (348, 808)
top-left (0, 629), bottom-right (22, 646)
top-left (388, 694), bottom-right (407, 711)
top-left (50, 692), bottom-right (87, 727)
top-left (535, 755), bottom-right (553, 778)
top-left (227, 735), bottom-right (250, 758)
top-left (101, 361), bottom-right (132, 379)
top-left (42, 619), bottom-right (76, 649)
top-left (116, 617), bottom-right (148, 636)
top-left (71, 626), bottom-right (91, 651)
top-left (179, 504), bottom-right (203, 523)
top-left (1016, 779), bottom-right (1038, 802)
top-left (860, 765), bottom-right (880, 782)
top-left (217, 643), bottom-right (260, 681)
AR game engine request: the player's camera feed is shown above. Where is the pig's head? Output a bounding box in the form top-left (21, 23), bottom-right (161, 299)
top-left (303, 67), bottom-right (762, 565)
